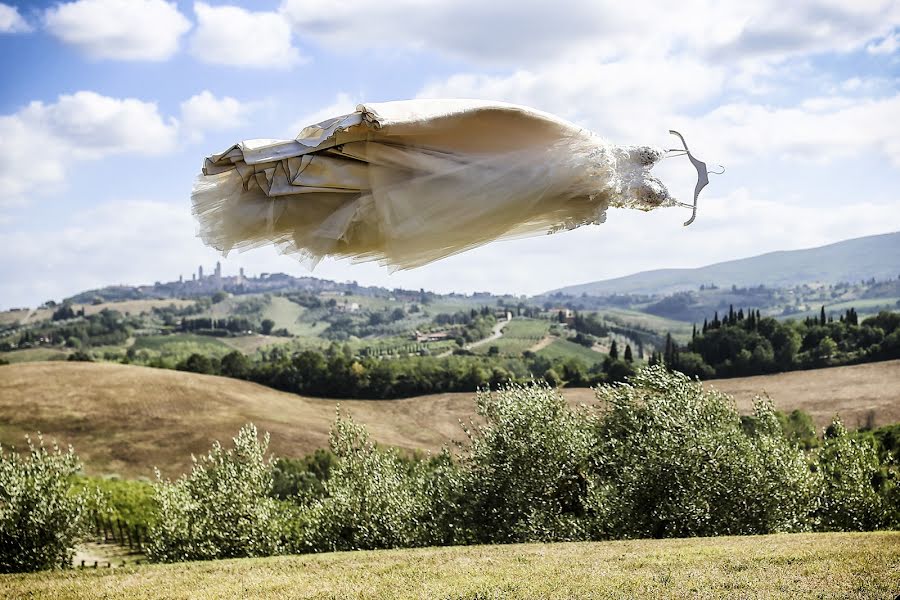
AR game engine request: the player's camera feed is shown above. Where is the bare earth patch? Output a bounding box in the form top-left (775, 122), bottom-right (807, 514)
top-left (528, 335), bottom-right (555, 352)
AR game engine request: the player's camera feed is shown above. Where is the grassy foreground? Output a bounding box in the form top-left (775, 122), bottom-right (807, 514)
top-left (3, 532), bottom-right (898, 599)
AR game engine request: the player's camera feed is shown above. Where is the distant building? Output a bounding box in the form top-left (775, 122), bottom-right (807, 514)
top-left (214, 261), bottom-right (222, 281)
top-left (198, 265), bottom-right (204, 280)
top-left (414, 330), bottom-right (451, 342)
top-left (336, 302), bottom-right (360, 313)
top-left (549, 307), bottom-right (575, 326)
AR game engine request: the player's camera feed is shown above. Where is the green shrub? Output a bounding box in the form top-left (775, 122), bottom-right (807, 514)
top-left (294, 415), bottom-right (450, 552)
top-left (0, 436), bottom-right (94, 573)
top-left (815, 418), bottom-right (887, 531)
top-left (146, 424), bottom-right (286, 562)
top-left (588, 367), bottom-right (818, 538)
top-left (458, 383), bottom-right (594, 543)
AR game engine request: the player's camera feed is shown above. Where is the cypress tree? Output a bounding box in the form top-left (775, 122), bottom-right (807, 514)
top-left (664, 333), bottom-right (674, 364)
top-left (820, 305), bottom-right (827, 325)
top-left (609, 340), bottom-right (619, 360)
top-left (624, 344), bottom-right (633, 363)
top-left (702, 318), bottom-right (708, 334)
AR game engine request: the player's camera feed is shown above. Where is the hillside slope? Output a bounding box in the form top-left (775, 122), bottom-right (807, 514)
top-left (2, 360), bottom-right (898, 477)
top-left (0, 362), bottom-right (475, 478)
top-left (547, 230), bottom-right (900, 296)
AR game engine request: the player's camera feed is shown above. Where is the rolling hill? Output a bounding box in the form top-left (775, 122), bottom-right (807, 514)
top-left (546, 231), bottom-right (900, 296)
top-left (0, 362), bottom-right (475, 478)
top-left (2, 360), bottom-right (899, 478)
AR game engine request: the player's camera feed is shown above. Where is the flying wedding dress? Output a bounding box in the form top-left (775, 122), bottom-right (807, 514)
top-left (192, 99), bottom-right (706, 269)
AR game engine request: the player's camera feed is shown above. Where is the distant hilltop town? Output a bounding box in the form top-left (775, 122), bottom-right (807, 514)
top-left (65, 262), bottom-right (357, 304)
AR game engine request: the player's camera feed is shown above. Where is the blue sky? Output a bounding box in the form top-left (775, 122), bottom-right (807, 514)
top-left (1, 0), bottom-right (898, 309)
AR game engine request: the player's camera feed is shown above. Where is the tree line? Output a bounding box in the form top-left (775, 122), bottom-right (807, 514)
top-left (0, 308), bottom-right (136, 352)
top-left (173, 338), bottom-right (638, 399)
top-left (655, 308), bottom-right (900, 379)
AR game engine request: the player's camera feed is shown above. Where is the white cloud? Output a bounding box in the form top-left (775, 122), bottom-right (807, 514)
top-left (180, 90), bottom-right (253, 142)
top-left (287, 92), bottom-right (360, 137)
top-left (418, 56), bottom-right (724, 144)
top-left (0, 90), bottom-right (272, 206)
top-left (417, 44), bottom-right (900, 167)
top-left (682, 95), bottom-right (900, 167)
top-left (0, 3), bottom-right (30, 33)
top-left (709, 1), bottom-right (899, 59)
top-left (44, 0), bottom-right (191, 61)
top-left (867, 30), bottom-right (899, 55)
top-left (0, 91), bottom-right (179, 206)
top-left (0, 200), bottom-right (219, 308)
top-left (280, 0), bottom-right (899, 66)
top-left (190, 2), bottom-right (303, 69)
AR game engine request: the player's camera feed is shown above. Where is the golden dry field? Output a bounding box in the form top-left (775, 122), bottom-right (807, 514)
top-left (0, 361), bottom-right (474, 478)
top-left (562, 359), bottom-right (900, 430)
top-left (2, 359), bottom-right (898, 477)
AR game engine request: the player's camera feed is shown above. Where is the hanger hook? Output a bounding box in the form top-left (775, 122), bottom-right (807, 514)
top-left (668, 129), bottom-right (720, 227)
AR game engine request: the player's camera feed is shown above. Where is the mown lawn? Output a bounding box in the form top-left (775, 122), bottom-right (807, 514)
top-left (3, 532), bottom-right (897, 599)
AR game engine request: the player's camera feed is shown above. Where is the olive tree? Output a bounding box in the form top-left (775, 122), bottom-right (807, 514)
top-left (146, 424), bottom-right (286, 562)
top-left (294, 415), bottom-right (452, 552)
top-left (588, 366), bottom-right (818, 538)
top-left (0, 436), bottom-right (93, 573)
top-left (458, 383), bottom-right (595, 543)
top-left (815, 418), bottom-right (887, 531)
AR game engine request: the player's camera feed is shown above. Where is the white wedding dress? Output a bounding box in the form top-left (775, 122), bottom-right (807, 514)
top-left (192, 99), bottom-right (677, 269)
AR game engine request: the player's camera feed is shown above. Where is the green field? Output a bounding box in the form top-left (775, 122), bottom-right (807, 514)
top-left (472, 337), bottom-right (536, 356)
top-left (130, 334), bottom-right (233, 361)
top-left (3, 532), bottom-right (896, 599)
top-left (261, 296), bottom-right (307, 335)
top-left (536, 338), bottom-right (604, 365)
top-left (0, 346), bottom-right (70, 363)
top-left (502, 318), bottom-right (552, 338)
top-left (472, 318), bottom-right (551, 356)
top-left (601, 307), bottom-right (694, 341)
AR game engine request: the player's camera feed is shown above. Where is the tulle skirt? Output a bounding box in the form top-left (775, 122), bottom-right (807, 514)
top-left (192, 100), bottom-right (676, 269)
